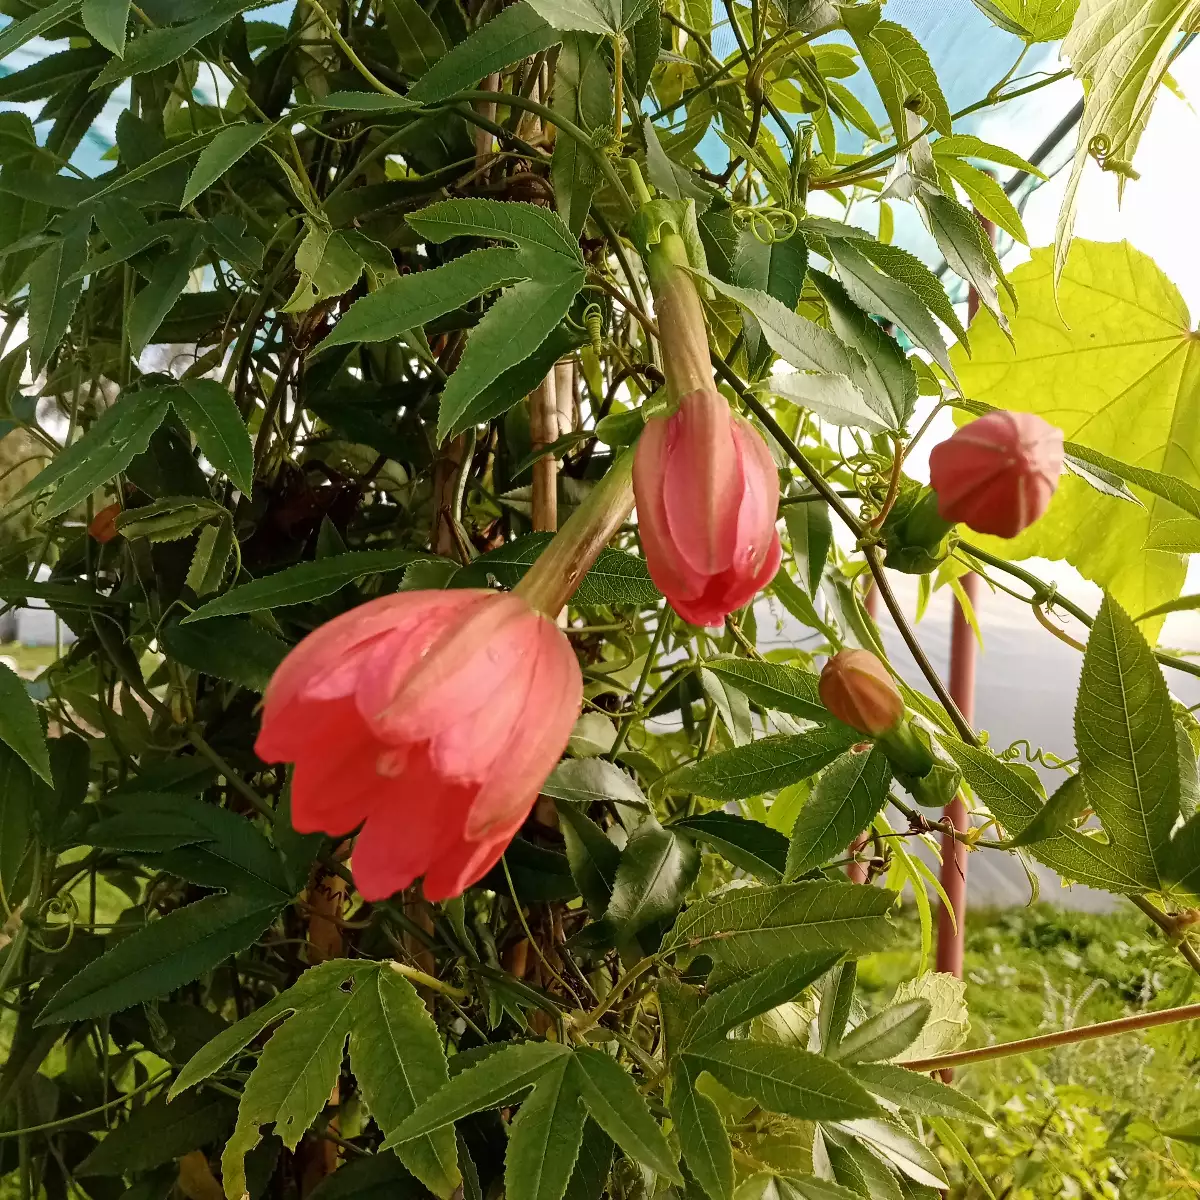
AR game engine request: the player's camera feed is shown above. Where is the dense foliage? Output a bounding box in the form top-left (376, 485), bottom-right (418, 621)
top-left (1, 0), bottom-right (1199, 1196)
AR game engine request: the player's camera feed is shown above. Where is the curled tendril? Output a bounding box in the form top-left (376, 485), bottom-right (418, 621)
top-left (30, 894), bottom-right (79, 953)
top-left (582, 303), bottom-right (604, 356)
top-left (735, 205), bottom-right (799, 245)
top-left (1088, 134), bottom-right (1111, 161)
top-left (998, 739), bottom-right (1076, 771)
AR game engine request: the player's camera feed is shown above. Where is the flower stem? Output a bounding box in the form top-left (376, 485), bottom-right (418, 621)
top-left (514, 449), bottom-right (635, 618)
top-left (645, 232), bottom-right (716, 401)
top-left (388, 961), bottom-right (470, 1000)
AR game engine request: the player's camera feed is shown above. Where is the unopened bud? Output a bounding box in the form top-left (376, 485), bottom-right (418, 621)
top-left (819, 650), bottom-right (904, 737)
top-left (88, 502), bottom-right (122, 544)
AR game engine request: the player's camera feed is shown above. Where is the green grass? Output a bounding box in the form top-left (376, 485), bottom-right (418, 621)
top-left (863, 904), bottom-right (1200, 1198)
top-left (0, 642), bottom-right (60, 675)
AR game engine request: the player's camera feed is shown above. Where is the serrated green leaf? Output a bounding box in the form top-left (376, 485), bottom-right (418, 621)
top-left (115, 497), bottom-right (226, 543)
top-left (766, 370), bottom-right (891, 433)
top-left (931, 133), bottom-right (1046, 179)
top-left (183, 548), bottom-right (417, 622)
top-left (170, 378), bottom-right (254, 495)
top-left (544, 758), bottom-right (649, 808)
top-left (128, 232), bottom-right (203, 355)
top-left (570, 1047), bottom-right (681, 1181)
top-left (408, 2), bottom-right (561, 104)
top-left (351, 968), bottom-right (460, 1198)
top-left (671, 1062), bottom-right (733, 1200)
top-left (683, 952), bottom-right (840, 1047)
top-left (852, 1063), bottom-right (990, 1123)
top-left (837, 1117), bottom-right (945, 1189)
top-left (602, 815), bottom-right (699, 950)
top-left (923, 193), bottom-right (1012, 334)
top-left (525, 0), bottom-right (650, 34)
top-left (0, 661), bottom-right (51, 784)
top-left (557, 802), bottom-right (621, 917)
top-left (662, 726), bottom-right (860, 802)
top-left (1005, 772), bottom-right (1087, 848)
top-left (684, 1041), bottom-right (877, 1121)
top-left (854, 237), bottom-right (968, 346)
top-left (36, 892), bottom-right (283, 1025)
top-left (181, 123), bottom-right (270, 208)
top-left (0, 745), bottom-right (37, 909)
top-left (829, 999), bottom-right (929, 1065)
top-left (161, 616), bottom-right (287, 693)
top-left (1076, 592), bottom-right (1179, 889)
top-left (222, 963), bottom-right (365, 1197)
top-left (506, 1057), bottom-right (587, 1200)
top-left (319, 247), bottom-right (524, 349)
top-left (76, 1090), bottom-right (236, 1174)
top-left (783, 503), bottom-right (832, 598)
top-left (27, 222), bottom-right (89, 374)
top-left (388, 1043), bottom-right (571, 1145)
top-left (889, 974), bottom-right (968, 1064)
top-left (81, 0), bottom-right (130, 54)
top-left (0, 0), bottom-right (82, 60)
top-left (826, 237), bottom-right (955, 384)
top-left (563, 1120), bottom-right (614, 1200)
top-left (968, 0), bottom-right (1075, 40)
top-left (673, 811), bottom-right (789, 882)
top-left (666, 881), bottom-right (898, 969)
top-left (384, 0), bottom-right (446, 74)
top-left (86, 809), bottom-right (211, 853)
top-left (938, 157), bottom-right (1028, 245)
top-left (785, 744), bottom-right (891, 880)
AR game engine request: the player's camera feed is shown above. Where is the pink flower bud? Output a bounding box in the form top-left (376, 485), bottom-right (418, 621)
top-left (256, 590), bottom-right (582, 902)
top-left (633, 389), bottom-right (781, 627)
top-left (819, 649), bottom-right (904, 736)
top-left (89, 502), bottom-right (121, 543)
top-left (928, 411), bottom-right (1064, 538)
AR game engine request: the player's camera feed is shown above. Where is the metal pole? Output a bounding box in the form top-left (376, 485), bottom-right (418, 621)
top-left (847, 584), bottom-right (884, 884)
top-left (935, 210), bottom-right (995, 987)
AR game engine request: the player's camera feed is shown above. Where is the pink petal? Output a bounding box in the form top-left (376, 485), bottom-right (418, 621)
top-left (422, 829), bottom-right (515, 902)
top-left (730, 415), bottom-right (782, 577)
top-left (287, 700), bottom-right (383, 836)
top-left (661, 391), bottom-right (743, 576)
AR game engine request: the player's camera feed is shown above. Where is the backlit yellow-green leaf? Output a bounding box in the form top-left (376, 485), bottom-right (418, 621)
top-left (951, 241), bottom-right (1200, 641)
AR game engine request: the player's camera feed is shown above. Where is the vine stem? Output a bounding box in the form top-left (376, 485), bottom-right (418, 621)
top-left (1130, 894), bottom-right (1200, 977)
top-left (389, 961), bottom-right (470, 1000)
top-left (903, 1000), bottom-right (1200, 1074)
top-left (0, 1071), bottom-right (173, 1140)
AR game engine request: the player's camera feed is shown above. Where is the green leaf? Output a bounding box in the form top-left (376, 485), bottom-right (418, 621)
top-left (840, 1117), bottom-right (946, 1189)
top-left (36, 892), bottom-right (283, 1025)
top-left (81, 0), bottom-right (130, 55)
top-left (785, 744), bottom-right (892, 880)
top-left (388, 1042), bottom-right (571, 1145)
top-left (922, 193), bottom-right (1011, 334)
top-left (384, 0), bottom-right (446, 75)
top-left (170, 378), bottom-right (254, 496)
top-left (828, 999), bottom-right (929, 1064)
top-left (683, 1041), bottom-right (877, 1121)
top-left (319, 247), bottom-right (525, 348)
top-left (783, 503), bottom-right (832, 598)
top-left (889, 973), bottom-right (969, 1063)
top-left (602, 815), bottom-right (700, 949)
top-left (183, 548), bottom-right (416, 622)
top-left (1075, 592), bottom-right (1180, 889)
top-left (671, 1062), bottom-right (733, 1200)
top-left (161, 617), bottom-right (287, 693)
top-left (408, 195), bottom-right (584, 269)
top-left (665, 881), bottom-right (898, 969)
top-left (351, 967), bottom-right (460, 1198)
top-left (86, 808), bottom-right (211, 853)
top-left (506, 1057), bottom-right (587, 1200)
top-left (1054, 0), bottom-right (1196, 283)
top-left (408, 2), bottom-right (561, 104)
top-left (968, 0), bottom-right (1076, 40)
top-left (662, 726), bottom-right (860, 802)
top-left (931, 133), bottom-right (1046, 178)
top-left (0, 661), bottom-right (51, 784)
top-left (938, 156), bottom-right (1028, 245)
top-left (570, 1047), bottom-right (681, 1182)
top-left (683, 952), bottom-right (840, 1047)
top-left (128, 235), bottom-right (205, 355)
top-left (766, 370), bottom-right (892, 434)
top-left (27, 221), bottom-right (89, 374)
top-left (1005, 772), bottom-right (1088, 848)
top-left (544, 758), bottom-right (649, 808)
top-left (854, 237), bottom-right (968, 346)
top-left (0, 745), bottom-right (37, 908)
top-left (706, 658), bottom-right (826, 722)
top-left (181, 123), bottom-right (269, 207)
top-left (307, 1154), bottom-right (431, 1200)
top-left (564, 1121), bottom-right (614, 1200)
top-left (673, 811), bottom-right (789, 882)
top-left (525, 0), bottom-right (650, 34)
top-left (1142, 520), bottom-right (1200, 554)
top-left (170, 960), bottom-right (369, 1099)
top-left (557, 801), bottom-right (621, 916)
top-left (76, 1090), bottom-right (236, 1174)
top-left (852, 1063), bottom-right (990, 1123)
top-left (942, 739), bottom-right (1147, 894)
top-left (16, 387), bottom-right (173, 520)
top-left (222, 963), bottom-right (366, 1197)
top-left (0, 0), bottom-right (82, 60)
top-left (819, 960), bottom-right (857, 1052)
top-left (949, 242), bottom-right (1200, 634)
top-left (826, 237), bottom-right (955, 384)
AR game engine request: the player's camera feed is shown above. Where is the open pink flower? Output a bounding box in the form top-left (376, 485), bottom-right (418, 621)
top-left (929, 410), bottom-right (1064, 538)
top-left (256, 590), bottom-right (582, 902)
top-left (633, 389), bottom-right (781, 627)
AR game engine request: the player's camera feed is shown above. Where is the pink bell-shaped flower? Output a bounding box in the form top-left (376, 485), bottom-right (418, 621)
top-left (633, 389), bottom-right (781, 627)
top-left (256, 590), bottom-right (582, 902)
top-left (928, 410), bottom-right (1064, 538)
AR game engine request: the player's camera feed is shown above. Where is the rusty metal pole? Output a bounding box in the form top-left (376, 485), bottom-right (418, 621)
top-left (847, 584), bottom-right (884, 883)
top-left (935, 211), bottom-right (995, 986)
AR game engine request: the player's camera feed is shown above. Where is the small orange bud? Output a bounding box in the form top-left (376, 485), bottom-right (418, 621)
top-left (88, 502), bottom-right (122, 544)
top-left (819, 649), bottom-right (904, 736)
